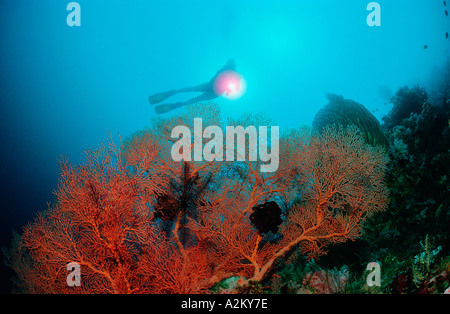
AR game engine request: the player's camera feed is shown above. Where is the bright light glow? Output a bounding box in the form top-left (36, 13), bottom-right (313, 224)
top-left (213, 70), bottom-right (246, 100)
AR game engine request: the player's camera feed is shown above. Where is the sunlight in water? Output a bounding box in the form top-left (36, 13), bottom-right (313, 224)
top-left (213, 70), bottom-right (247, 100)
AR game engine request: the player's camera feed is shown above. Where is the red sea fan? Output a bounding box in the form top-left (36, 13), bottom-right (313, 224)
top-left (5, 103), bottom-right (389, 293)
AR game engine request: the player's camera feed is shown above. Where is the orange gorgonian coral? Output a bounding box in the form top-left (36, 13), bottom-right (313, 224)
top-left (5, 103), bottom-right (389, 293)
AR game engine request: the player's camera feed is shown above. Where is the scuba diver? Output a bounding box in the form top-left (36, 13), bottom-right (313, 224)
top-left (149, 59), bottom-right (240, 114)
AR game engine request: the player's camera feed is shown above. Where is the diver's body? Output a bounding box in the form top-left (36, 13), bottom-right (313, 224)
top-left (149, 59), bottom-right (237, 114)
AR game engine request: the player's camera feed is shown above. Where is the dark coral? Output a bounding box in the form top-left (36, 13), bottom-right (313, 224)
top-left (382, 86), bottom-right (429, 131)
top-left (364, 82), bottom-right (450, 267)
top-left (250, 201), bottom-right (282, 235)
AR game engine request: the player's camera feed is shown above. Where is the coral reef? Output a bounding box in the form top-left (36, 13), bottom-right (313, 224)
top-left (4, 65), bottom-right (449, 294)
top-left (4, 103), bottom-right (389, 294)
top-left (365, 84), bottom-right (450, 260)
top-left (315, 81), bottom-right (450, 294)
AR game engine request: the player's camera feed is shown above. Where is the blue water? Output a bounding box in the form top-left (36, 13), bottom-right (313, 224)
top-left (0, 0), bottom-right (448, 291)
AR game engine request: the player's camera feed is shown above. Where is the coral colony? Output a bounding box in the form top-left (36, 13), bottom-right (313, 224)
top-left (9, 84), bottom-right (450, 294)
top-left (5, 103), bottom-right (390, 293)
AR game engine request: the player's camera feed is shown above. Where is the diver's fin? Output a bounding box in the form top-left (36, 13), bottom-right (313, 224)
top-left (155, 102), bottom-right (184, 114)
top-left (148, 90), bottom-right (177, 105)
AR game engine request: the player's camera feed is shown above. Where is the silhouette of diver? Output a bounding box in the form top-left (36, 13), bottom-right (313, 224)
top-left (149, 59), bottom-right (239, 114)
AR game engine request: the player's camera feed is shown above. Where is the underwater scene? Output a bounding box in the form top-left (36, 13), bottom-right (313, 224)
top-left (0, 0), bottom-right (449, 298)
